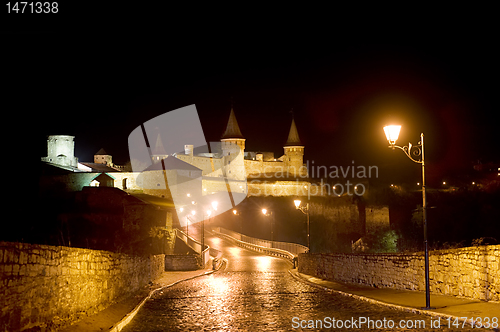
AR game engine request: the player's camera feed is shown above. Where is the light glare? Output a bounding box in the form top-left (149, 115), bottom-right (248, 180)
top-left (384, 125), bottom-right (401, 145)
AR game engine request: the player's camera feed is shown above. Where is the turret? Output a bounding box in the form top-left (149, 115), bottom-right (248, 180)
top-left (42, 135), bottom-right (78, 168)
top-left (94, 148), bottom-right (112, 165)
top-left (221, 108), bottom-right (246, 180)
top-left (283, 117), bottom-right (305, 177)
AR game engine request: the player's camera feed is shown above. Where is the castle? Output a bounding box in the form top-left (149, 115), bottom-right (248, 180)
top-left (40, 108), bottom-right (311, 198)
top-left (40, 110), bottom-right (390, 235)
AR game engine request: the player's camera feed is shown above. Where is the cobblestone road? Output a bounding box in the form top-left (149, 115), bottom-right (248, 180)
top-left (122, 232), bottom-right (491, 331)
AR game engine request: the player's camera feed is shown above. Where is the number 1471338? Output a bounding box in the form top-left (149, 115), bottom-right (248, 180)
top-left (6, 2), bottom-right (58, 13)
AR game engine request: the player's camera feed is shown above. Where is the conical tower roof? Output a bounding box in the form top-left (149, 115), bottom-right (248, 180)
top-left (221, 108), bottom-right (244, 139)
top-left (151, 134), bottom-right (167, 155)
top-left (284, 117), bottom-right (303, 147)
top-left (95, 148), bottom-right (108, 155)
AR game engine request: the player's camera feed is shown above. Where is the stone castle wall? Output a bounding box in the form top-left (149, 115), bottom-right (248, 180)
top-left (298, 245), bottom-right (500, 302)
top-left (247, 180), bottom-right (311, 197)
top-left (245, 159), bottom-right (308, 178)
top-left (0, 242), bottom-right (165, 332)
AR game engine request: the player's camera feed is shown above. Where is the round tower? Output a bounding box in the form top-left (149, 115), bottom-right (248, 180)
top-left (94, 148), bottom-right (113, 165)
top-left (221, 108), bottom-right (246, 180)
top-left (284, 117), bottom-right (305, 177)
top-left (43, 135), bottom-right (78, 167)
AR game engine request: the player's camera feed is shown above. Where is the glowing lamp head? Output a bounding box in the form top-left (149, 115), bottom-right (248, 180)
top-left (211, 201), bottom-right (218, 211)
top-left (384, 125), bottom-right (401, 145)
top-left (206, 210), bottom-right (211, 217)
top-left (261, 208), bottom-right (267, 215)
top-left (233, 209), bottom-right (237, 215)
top-left (294, 199), bottom-right (301, 209)
top-left (191, 210), bottom-right (196, 216)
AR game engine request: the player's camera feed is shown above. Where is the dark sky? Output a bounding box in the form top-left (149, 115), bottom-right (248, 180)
top-left (5, 9), bottom-right (498, 186)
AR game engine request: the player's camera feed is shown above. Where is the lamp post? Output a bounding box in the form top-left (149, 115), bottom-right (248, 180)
top-left (261, 208), bottom-right (274, 241)
top-left (187, 209), bottom-right (196, 238)
top-left (233, 209), bottom-right (242, 233)
top-left (294, 199), bottom-right (310, 252)
top-left (203, 209), bottom-right (211, 256)
top-left (383, 125), bottom-right (432, 309)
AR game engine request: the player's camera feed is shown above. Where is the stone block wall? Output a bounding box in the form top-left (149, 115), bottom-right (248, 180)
top-left (298, 245), bottom-right (500, 302)
top-left (164, 254), bottom-right (201, 271)
top-left (0, 242), bottom-right (165, 332)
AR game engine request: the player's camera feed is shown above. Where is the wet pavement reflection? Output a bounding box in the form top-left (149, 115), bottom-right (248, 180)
top-left (122, 232), bottom-right (490, 331)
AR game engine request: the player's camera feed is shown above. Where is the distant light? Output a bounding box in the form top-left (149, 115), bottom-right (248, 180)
top-left (187, 193), bottom-right (191, 197)
top-left (179, 207), bottom-right (184, 213)
top-left (442, 181), bottom-right (446, 185)
top-left (191, 210), bottom-right (196, 215)
top-left (206, 210), bottom-right (211, 217)
top-left (233, 209), bottom-right (237, 215)
top-left (390, 184), bottom-right (394, 187)
top-left (191, 200), bottom-right (196, 205)
top-left (262, 208), bottom-right (267, 215)
top-left (212, 201), bottom-right (218, 210)
top-left (472, 182), bottom-right (475, 185)
top-left (417, 182), bottom-right (420, 186)
top-left (294, 200), bottom-right (301, 208)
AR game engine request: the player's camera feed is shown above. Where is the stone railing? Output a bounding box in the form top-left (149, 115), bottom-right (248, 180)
top-left (298, 245), bottom-right (500, 302)
top-left (174, 229), bottom-right (210, 267)
top-left (212, 227), bottom-right (308, 265)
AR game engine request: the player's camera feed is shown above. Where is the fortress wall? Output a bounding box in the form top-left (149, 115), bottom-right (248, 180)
top-left (299, 245), bottom-right (500, 302)
top-left (0, 242), bottom-right (164, 332)
top-left (245, 160), bottom-right (287, 177)
top-left (247, 180), bottom-right (312, 197)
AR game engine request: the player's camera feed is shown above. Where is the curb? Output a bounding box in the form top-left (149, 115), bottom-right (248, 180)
top-left (288, 270), bottom-right (498, 331)
top-left (109, 258), bottom-right (227, 332)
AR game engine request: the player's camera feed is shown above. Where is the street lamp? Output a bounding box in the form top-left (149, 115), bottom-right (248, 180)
top-left (187, 210), bottom-right (196, 238)
top-left (232, 209), bottom-right (242, 233)
top-left (261, 208), bottom-right (274, 242)
top-left (383, 125), bottom-right (433, 309)
top-left (294, 199), bottom-right (310, 252)
top-left (202, 209), bottom-right (211, 256)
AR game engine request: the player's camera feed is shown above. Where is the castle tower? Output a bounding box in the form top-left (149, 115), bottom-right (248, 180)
top-left (221, 107), bottom-right (246, 180)
top-left (42, 135), bottom-right (78, 168)
top-left (94, 148), bottom-right (112, 165)
top-left (283, 117), bottom-right (305, 177)
top-left (151, 134), bottom-right (168, 162)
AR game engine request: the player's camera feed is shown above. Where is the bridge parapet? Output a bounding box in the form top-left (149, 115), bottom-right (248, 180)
top-left (212, 227), bottom-right (308, 265)
top-left (174, 229), bottom-right (211, 267)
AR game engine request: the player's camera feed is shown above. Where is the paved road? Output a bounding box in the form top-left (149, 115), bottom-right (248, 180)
top-left (122, 229), bottom-right (491, 331)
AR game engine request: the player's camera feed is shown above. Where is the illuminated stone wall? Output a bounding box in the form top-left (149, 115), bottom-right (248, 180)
top-left (0, 242), bottom-right (164, 332)
top-left (247, 180), bottom-right (311, 197)
top-left (365, 206), bottom-right (390, 233)
top-left (298, 245), bottom-right (500, 302)
top-left (245, 159), bottom-right (308, 179)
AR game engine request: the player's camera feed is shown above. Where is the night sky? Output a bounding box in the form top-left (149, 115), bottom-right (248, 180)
top-left (5, 10), bottom-right (497, 187)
